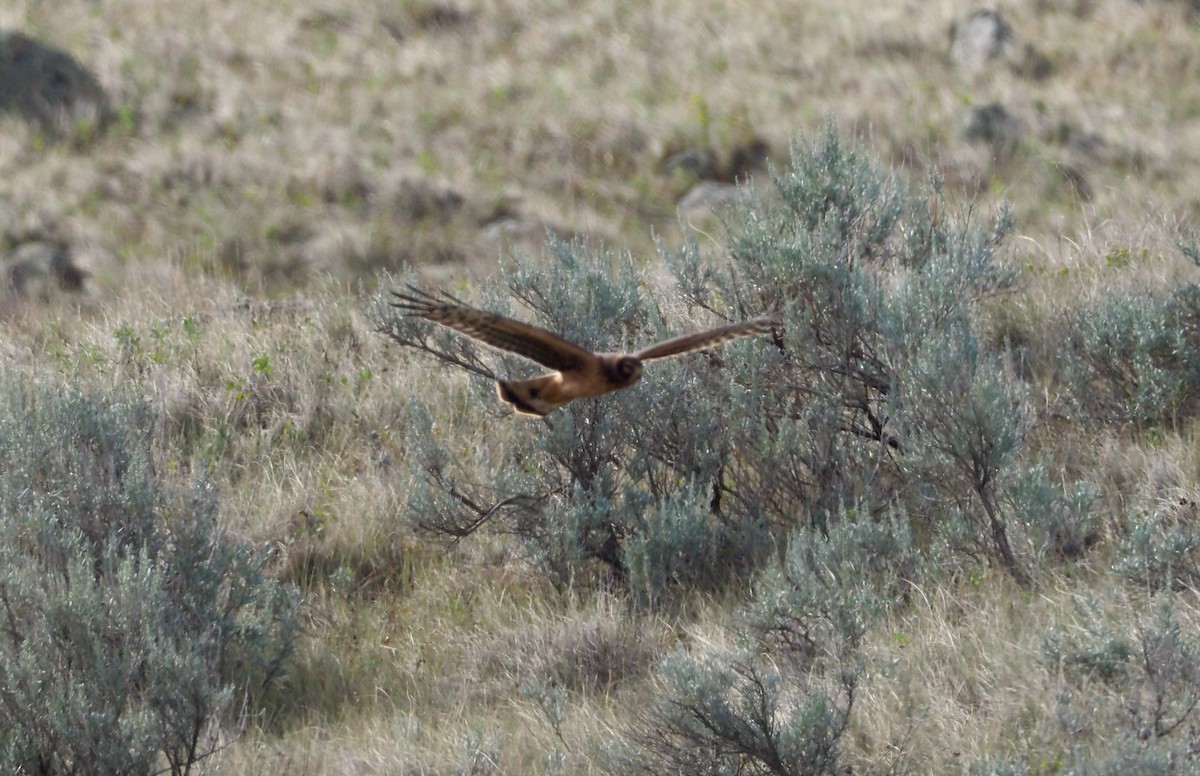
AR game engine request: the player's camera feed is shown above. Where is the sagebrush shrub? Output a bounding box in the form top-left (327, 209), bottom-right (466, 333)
top-left (372, 124), bottom-right (1042, 590)
top-left (749, 507), bottom-right (918, 660)
top-left (623, 485), bottom-right (772, 609)
top-left (1067, 267), bottom-right (1200, 427)
top-left (614, 647), bottom-right (855, 776)
top-left (1113, 499), bottom-right (1200, 592)
top-left (0, 380), bottom-right (299, 775)
top-left (1069, 290), bottom-right (1192, 425)
top-left (1044, 597), bottom-right (1200, 763)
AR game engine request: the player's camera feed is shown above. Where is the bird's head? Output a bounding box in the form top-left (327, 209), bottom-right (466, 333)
top-left (613, 355), bottom-right (643, 385)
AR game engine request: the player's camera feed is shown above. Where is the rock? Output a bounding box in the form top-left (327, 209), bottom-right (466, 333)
top-left (660, 147), bottom-right (719, 180)
top-left (2, 241), bottom-right (87, 298)
top-left (962, 103), bottom-right (1024, 159)
top-left (392, 178), bottom-right (464, 223)
top-left (660, 137), bottom-right (770, 184)
top-left (727, 137), bottom-right (771, 181)
top-left (0, 31), bottom-right (110, 138)
top-left (949, 10), bottom-right (1014, 74)
top-left (949, 10), bottom-right (1051, 81)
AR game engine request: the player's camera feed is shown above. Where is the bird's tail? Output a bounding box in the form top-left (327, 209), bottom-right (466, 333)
top-left (495, 374), bottom-right (565, 417)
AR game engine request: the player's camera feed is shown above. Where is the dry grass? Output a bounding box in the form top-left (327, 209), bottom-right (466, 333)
top-left (846, 569), bottom-right (1190, 773)
top-left (0, 207), bottom-right (1178, 768)
top-left (3, 0), bottom-right (1200, 772)
top-left (3, 0), bottom-right (1199, 290)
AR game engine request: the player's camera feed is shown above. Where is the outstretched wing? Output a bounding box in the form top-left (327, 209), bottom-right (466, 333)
top-left (633, 316), bottom-right (779, 362)
top-left (390, 286), bottom-right (595, 372)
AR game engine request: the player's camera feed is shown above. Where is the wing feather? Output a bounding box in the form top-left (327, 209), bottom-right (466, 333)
top-left (390, 286), bottom-right (594, 371)
top-left (634, 316), bottom-right (778, 361)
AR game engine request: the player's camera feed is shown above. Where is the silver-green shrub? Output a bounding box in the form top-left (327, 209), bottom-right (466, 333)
top-left (372, 124), bottom-right (1047, 595)
top-left (0, 381), bottom-right (299, 775)
top-left (1044, 597), bottom-right (1200, 769)
top-left (1070, 290), bottom-right (1195, 424)
top-left (750, 508), bottom-right (917, 659)
top-left (616, 647), bottom-right (855, 776)
top-left (1113, 500), bottom-right (1200, 592)
top-left (370, 124), bottom-right (1091, 774)
top-left (1069, 268), bottom-right (1200, 426)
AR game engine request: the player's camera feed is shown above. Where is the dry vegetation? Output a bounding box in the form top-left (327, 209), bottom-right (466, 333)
top-left (3, 0), bottom-right (1200, 773)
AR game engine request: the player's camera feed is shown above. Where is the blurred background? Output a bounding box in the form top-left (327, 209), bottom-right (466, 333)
top-left (3, 0), bottom-right (1195, 298)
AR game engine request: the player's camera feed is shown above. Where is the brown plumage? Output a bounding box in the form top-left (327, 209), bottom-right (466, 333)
top-left (390, 286), bottom-right (778, 417)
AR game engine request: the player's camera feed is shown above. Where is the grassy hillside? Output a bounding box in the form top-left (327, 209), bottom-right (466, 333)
top-left (2, 1), bottom-right (1200, 774)
top-left (5, 0), bottom-right (1199, 287)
